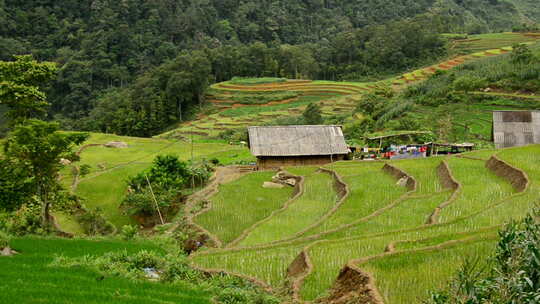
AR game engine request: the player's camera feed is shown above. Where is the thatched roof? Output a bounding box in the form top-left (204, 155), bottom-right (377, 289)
top-left (492, 111), bottom-right (540, 148)
top-left (248, 125), bottom-right (349, 157)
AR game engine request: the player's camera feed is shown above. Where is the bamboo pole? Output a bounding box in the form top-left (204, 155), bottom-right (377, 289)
top-left (145, 174), bottom-right (165, 225)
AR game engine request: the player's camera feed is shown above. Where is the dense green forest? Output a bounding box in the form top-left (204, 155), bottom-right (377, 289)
top-left (1, 0), bottom-right (539, 136)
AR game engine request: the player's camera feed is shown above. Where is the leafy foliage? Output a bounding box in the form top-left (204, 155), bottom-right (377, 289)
top-left (121, 155), bottom-right (212, 220)
top-left (0, 230), bottom-right (11, 248)
top-left (0, 204), bottom-right (44, 236)
top-left (3, 120), bottom-right (88, 226)
top-left (0, 158), bottom-right (33, 212)
top-left (76, 207), bottom-right (115, 236)
top-left (0, 55), bottom-right (56, 124)
top-left (428, 209), bottom-right (540, 303)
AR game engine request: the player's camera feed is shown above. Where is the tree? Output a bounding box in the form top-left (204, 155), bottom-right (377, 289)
top-left (0, 158), bottom-right (33, 212)
top-left (302, 102), bottom-right (323, 125)
top-left (0, 55), bottom-right (56, 124)
top-left (510, 43), bottom-right (534, 64)
top-left (3, 120), bottom-right (88, 227)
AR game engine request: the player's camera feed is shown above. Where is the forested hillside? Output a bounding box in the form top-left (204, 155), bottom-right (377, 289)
top-left (0, 0), bottom-right (539, 136)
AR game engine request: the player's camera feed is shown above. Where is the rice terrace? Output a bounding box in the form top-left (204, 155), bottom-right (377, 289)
top-left (2, 2), bottom-right (540, 302)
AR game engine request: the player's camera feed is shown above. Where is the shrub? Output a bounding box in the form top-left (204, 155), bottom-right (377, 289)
top-left (128, 155), bottom-right (191, 191)
top-left (121, 225), bottom-right (138, 240)
top-left (161, 255), bottom-right (201, 282)
top-left (511, 44), bottom-right (534, 64)
top-left (452, 75), bottom-right (487, 92)
top-left (215, 288), bottom-right (250, 304)
top-left (77, 208), bottom-right (115, 236)
top-left (122, 154), bottom-right (213, 221)
top-left (0, 204), bottom-right (44, 236)
top-left (0, 158), bottom-right (34, 212)
top-left (0, 230), bottom-right (11, 248)
top-left (121, 187), bottom-right (179, 219)
top-left (355, 93), bottom-right (388, 116)
top-left (375, 101), bottom-right (415, 129)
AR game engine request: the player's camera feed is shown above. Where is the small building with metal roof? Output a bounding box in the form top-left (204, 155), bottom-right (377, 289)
top-left (492, 110), bottom-right (540, 148)
top-left (247, 125), bottom-right (350, 170)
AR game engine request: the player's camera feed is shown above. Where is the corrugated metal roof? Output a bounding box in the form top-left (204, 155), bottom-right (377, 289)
top-left (492, 111), bottom-right (540, 148)
top-left (248, 125), bottom-right (349, 157)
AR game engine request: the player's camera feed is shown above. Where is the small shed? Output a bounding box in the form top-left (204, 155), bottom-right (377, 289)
top-left (492, 111), bottom-right (540, 148)
top-left (247, 125), bottom-right (349, 170)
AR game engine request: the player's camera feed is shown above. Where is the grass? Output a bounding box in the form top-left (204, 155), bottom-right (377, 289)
top-left (0, 237), bottom-right (210, 304)
top-left (70, 133), bottom-right (238, 228)
top-left (202, 148), bottom-right (255, 165)
top-left (77, 163), bottom-right (150, 227)
top-left (238, 167), bottom-right (338, 246)
top-left (194, 171), bottom-right (294, 245)
top-left (53, 212), bottom-right (85, 235)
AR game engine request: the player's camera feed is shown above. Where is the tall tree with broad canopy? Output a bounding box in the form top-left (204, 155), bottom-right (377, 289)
top-left (0, 55), bottom-right (56, 124)
top-left (3, 120), bottom-right (88, 227)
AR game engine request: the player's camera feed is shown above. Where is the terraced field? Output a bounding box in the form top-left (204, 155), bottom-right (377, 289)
top-left (190, 145), bottom-right (540, 303)
top-left (58, 133), bottom-right (248, 231)
top-left (160, 33), bottom-right (540, 141)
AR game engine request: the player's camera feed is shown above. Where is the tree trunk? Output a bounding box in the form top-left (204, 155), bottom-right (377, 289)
top-left (41, 201), bottom-right (50, 228)
top-left (39, 184), bottom-right (51, 228)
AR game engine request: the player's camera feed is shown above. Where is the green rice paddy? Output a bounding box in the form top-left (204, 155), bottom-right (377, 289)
top-left (191, 145), bottom-right (540, 303)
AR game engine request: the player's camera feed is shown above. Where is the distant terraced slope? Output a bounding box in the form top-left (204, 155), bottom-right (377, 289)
top-left (160, 33), bottom-right (539, 141)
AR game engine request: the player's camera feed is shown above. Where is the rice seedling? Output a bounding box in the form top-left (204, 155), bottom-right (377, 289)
top-left (238, 168), bottom-right (338, 246)
top-left (194, 172), bottom-right (293, 245)
top-left (192, 243), bottom-right (307, 287)
top-left (391, 157), bottom-right (444, 194)
top-left (189, 145), bottom-right (540, 303)
top-left (306, 162), bottom-right (407, 236)
top-left (362, 238), bottom-right (496, 304)
top-left (439, 157), bottom-right (515, 223)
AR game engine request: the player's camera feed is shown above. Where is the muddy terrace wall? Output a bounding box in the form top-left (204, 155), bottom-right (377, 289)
top-left (486, 156), bottom-right (529, 192)
top-left (318, 264), bottom-right (384, 304)
top-left (437, 161), bottom-right (460, 191)
top-left (318, 167), bottom-right (348, 200)
top-left (382, 163), bottom-right (417, 191)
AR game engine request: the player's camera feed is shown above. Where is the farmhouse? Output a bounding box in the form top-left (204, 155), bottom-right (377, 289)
top-left (247, 125), bottom-right (349, 170)
top-left (492, 110), bottom-right (540, 148)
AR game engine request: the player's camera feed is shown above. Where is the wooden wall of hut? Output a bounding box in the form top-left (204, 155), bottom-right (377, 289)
top-left (257, 155), bottom-right (346, 170)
